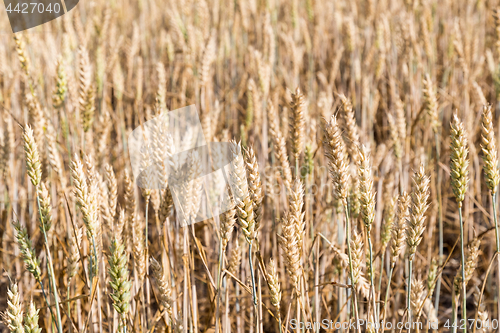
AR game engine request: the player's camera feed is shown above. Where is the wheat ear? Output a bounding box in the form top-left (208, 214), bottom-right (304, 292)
top-left (67, 225), bottom-right (83, 280)
top-left (104, 164), bottom-right (118, 220)
top-left (422, 74), bottom-right (440, 133)
top-left (2, 282), bottom-right (23, 333)
top-left (245, 145), bottom-right (264, 231)
top-left (78, 46), bottom-right (95, 133)
top-left (357, 145), bottom-right (378, 325)
top-left (227, 239), bottom-right (242, 276)
top-left (279, 181), bottom-right (303, 296)
top-left (23, 125), bottom-right (41, 187)
top-left (454, 238), bottom-right (481, 296)
top-left (385, 193), bottom-right (410, 321)
top-left (473, 286), bottom-right (489, 333)
top-left (52, 56), bottom-right (68, 108)
top-left (230, 141), bottom-right (257, 304)
top-left (450, 113), bottom-right (469, 332)
top-left (108, 238), bottom-right (132, 333)
top-left (24, 300), bottom-right (42, 333)
top-left (150, 257), bottom-right (173, 321)
top-left (406, 165), bottom-right (430, 333)
top-left (267, 101), bottom-right (293, 191)
top-left (37, 182), bottom-right (52, 233)
top-left (266, 258), bottom-right (282, 332)
top-left (323, 114), bottom-right (350, 206)
top-left (480, 103), bottom-right (500, 333)
top-left (289, 87), bottom-right (306, 170)
top-left (338, 94), bottom-right (360, 163)
top-left (220, 191), bottom-right (237, 253)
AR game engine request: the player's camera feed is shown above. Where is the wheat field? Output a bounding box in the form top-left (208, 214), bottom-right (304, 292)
top-left (2, 0), bottom-right (500, 332)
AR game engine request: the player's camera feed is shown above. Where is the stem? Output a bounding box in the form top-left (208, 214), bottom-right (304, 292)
top-left (183, 226), bottom-right (189, 333)
top-left (36, 193), bottom-right (63, 333)
top-left (452, 292), bottom-right (457, 333)
top-left (458, 206), bottom-right (467, 333)
top-left (408, 259), bottom-right (413, 333)
top-left (144, 200), bottom-right (150, 331)
top-left (344, 204), bottom-right (360, 333)
top-left (295, 159), bottom-right (299, 179)
top-left (434, 131), bottom-right (443, 316)
top-left (377, 252), bottom-right (384, 314)
top-left (38, 279), bottom-right (57, 325)
top-left (215, 239), bottom-right (223, 333)
top-left (145, 200), bottom-right (149, 252)
top-left (382, 265), bottom-right (395, 322)
top-left (494, 193), bottom-right (500, 252)
top-left (493, 192), bottom-right (500, 333)
top-left (249, 242), bottom-right (257, 305)
top-left (67, 281), bottom-right (72, 333)
top-left (367, 235), bottom-right (379, 331)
